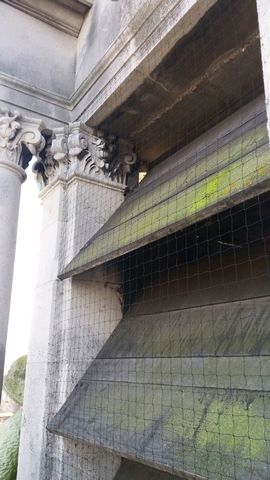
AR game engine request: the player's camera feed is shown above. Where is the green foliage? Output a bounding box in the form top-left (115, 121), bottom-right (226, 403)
top-left (3, 356), bottom-right (27, 406)
top-left (0, 410), bottom-right (22, 480)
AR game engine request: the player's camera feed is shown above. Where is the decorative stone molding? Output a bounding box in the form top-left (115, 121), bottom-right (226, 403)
top-left (0, 108), bottom-right (46, 173)
top-left (33, 122), bottom-right (137, 188)
top-left (3, 0), bottom-right (93, 37)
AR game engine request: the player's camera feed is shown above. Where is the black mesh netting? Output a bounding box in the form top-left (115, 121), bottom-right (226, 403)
top-left (42, 1), bottom-right (270, 479)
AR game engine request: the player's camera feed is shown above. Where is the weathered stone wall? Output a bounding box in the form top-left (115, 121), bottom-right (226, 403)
top-left (11, 1), bottom-right (270, 479)
top-left (0, 0), bottom-right (219, 127)
top-left (0, 3), bottom-right (76, 98)
top-left (17, 134), bottom-right (127, 479)
top-left (17, 182), bottom-right (66, 480)
top-left (75, 0), bottom-right (145, 89)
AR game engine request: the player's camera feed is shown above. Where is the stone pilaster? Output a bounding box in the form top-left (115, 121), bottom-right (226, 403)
top-left (0, 107), bottom-right (45, 399)
top-left (18, 123), bottom-right (137, 480)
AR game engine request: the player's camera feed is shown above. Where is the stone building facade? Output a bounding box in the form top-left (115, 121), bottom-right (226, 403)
top-left (1, 1), bottom-right (270, 479)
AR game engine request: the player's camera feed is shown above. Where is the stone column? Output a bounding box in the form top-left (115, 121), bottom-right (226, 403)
top-left (257, 0), bottom-right (270, 137)
top-left (0, 108), bottom-right (45, 397)
top-left (17, 123), bottom-right (137, 480)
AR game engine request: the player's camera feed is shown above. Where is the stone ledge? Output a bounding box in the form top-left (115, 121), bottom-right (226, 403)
top-left (0, 0), bottom-right (217, 128)
top-left (2, 0), bottom-right (93, 37)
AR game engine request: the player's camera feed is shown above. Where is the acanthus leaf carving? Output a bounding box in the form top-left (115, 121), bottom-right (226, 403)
top-left (68, 123), bottom-right (88, 160)
top-left (34, 122), bottom-right (137, 189)
top-left (85, 130), bottom-right (137, 184)
top-left (0, 107), bottom-right (46, 171)
top-left (105, 135), bottom-right (137, 184)
top-left (84, 132), bottom-right (110, 176)
top-left (51, 127), bottom-right (69, 163)
top-left (33, 127), bottom-right (69, 188)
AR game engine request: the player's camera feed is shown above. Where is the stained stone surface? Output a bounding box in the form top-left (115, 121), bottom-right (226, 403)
top-left (61, 98), bottom-right (270, 278)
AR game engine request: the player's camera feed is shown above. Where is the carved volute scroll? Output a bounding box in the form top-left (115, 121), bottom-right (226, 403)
top-left (33, 122), bottom-right (137, 188)
top-left (0, 108), bottom-right (46, 172)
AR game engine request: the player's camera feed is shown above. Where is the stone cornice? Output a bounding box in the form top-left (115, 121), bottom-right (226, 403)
top-left (0, 0), bottom-right (217, 127)
top-left (0, 75), bottom-right (71, 129)
top-left (74, 0), bottom-right (218, 125)
top-left (3, 0), bottom-right (93, 37)
top-left (33, 123), bottom-right (137, 189)
top-left (0, 72), bottom-right (69, 109)
top-left (0, 108), bottom-right (46, 172)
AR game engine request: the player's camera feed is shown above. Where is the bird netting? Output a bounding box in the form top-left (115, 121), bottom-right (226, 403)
top-left (42, 1), bottom-right (270, 479)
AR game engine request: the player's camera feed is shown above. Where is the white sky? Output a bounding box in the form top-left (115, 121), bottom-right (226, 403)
top-left (4, 162), bottom-right (42, 372)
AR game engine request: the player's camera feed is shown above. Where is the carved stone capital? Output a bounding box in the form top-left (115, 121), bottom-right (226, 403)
top-left (33, 122), bottom-right (137, 188)
top-left (0, 107), bottom-right (46, 174)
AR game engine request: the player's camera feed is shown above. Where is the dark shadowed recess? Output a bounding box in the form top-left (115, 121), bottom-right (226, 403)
top-left (121, 191), bottom-right (270, 313)
top-left (114, 459), bottom-right (185, 480)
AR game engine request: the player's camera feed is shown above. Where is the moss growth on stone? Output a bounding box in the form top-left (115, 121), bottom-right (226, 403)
top-left (193, 395), bottom-right (270, 478)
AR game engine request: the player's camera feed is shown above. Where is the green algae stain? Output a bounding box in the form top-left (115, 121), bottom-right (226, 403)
top-left (196, 397), bottom-right (270, 463)
top-left (63, 130), bottom-right (270, 276)
top-left (165, 390), bottom-right (206, 441)
top-left (165, 394), bottom-right (270, 480)
top-left (89, 122), bottom-right (267, 230)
